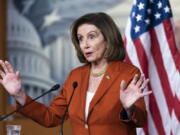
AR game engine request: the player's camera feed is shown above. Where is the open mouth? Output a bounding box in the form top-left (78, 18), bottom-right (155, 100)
top-left (85, 52), bottom-right (93, 57)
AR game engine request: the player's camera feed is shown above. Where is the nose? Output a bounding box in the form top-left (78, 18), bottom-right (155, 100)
top-left (82, 38), bottom-right (90, 49)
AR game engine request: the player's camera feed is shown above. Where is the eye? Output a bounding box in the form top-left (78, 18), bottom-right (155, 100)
top-left (77, 36), bottom-right (83, 42)
top-left (88, 34), bottom-right (96, 40)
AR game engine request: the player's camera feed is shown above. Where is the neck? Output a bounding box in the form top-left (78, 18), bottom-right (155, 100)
top-left (91, 59), bottom-right (108, 70)
top-left (90, 60), bottom-right (108, 77)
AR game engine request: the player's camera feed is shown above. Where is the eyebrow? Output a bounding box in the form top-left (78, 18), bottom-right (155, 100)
top-left (77, 30), bottom-right (99, 36)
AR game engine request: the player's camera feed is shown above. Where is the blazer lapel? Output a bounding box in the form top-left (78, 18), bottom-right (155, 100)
top-left (88, 62), bottom-right (120, 120)
top-left (79, 65), bottom-right (90, 121)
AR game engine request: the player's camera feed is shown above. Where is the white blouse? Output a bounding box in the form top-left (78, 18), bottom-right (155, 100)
top-left (85, 91), bottom-right (95, 121)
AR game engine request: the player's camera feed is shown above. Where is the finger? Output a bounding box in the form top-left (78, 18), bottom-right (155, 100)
top-left (16, 71), bottom-right (20, 78)
top-left (139, 79), bottom-right (149, 92)
top-left (0, 60), bottom-right (9, 73)
top-left (5, 61), bottom-right (14, 73)
top-left (141, 91), bottom-right (152, 97)
top-left (0, 70), bottom-right (5, 78)
top-left (130, 74), bottom-right (139, 85)
top-left (0, 79), bottom-right (2, 84)
top-left (136, 74), bottom-right (144, 87)
top-left (120, 80), bottom-right (126, 91)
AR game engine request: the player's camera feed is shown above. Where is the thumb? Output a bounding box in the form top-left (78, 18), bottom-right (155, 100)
top-left (120, 80), bottom-right (126, 91)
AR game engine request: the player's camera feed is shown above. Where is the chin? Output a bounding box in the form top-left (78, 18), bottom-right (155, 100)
top-left (86, 59), bottom-right (96, 63)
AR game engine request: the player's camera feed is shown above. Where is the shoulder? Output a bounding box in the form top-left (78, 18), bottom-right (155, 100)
top-left (67, 64), bottom-right (89, 77)
top-left (71, 64), bottom-right (89, 73)
top-left (63, 64), bottom-right (89, 87)
top-left (111, 61), bottom-right (141, 83)
top-left (111, 61), bottom-right (140, 73)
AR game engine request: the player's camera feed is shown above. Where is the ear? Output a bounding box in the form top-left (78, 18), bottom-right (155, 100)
top-left (103, 43), bottom-right (109, 58)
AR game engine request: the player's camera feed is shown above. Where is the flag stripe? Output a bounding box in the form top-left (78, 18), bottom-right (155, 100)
top-left (124, 53), bottom-right (149, 135)
top-left (147, 109), bottom-right (159, 135)
top-left (154, 23), bottom-right (180, 121)
top-left (155, 22), bottom-right (180, 97)
top-left (125, 24), bottom-right (167, 135)
top-left (124, 0), bottom-right (180, 134)
top-left (124, 38), bottom-right (132, 64)
top-left (150, 28), bottom-right (180, 114)
top-left (133, 38), bottom-right (149, 75)
top-left (125, 19), bottom-right (141, 69)
top-left (163, 19), bottom-right (180, 71)
top-left (132, 38), bottom-right (166, 135)
top-left (125, 35), bottom-right (167, 135)
top-left (148, 57), bottom-right (171, 134)
top-left (148, 91), bottom-right (166, 135)
top-left (171, 110), bottom-right (180, 134)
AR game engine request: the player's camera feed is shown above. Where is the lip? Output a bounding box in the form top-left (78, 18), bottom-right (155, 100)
top-left (85, 52), bottom-right (93, 57)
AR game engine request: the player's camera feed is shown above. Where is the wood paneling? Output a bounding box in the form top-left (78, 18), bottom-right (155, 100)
top-left (0, 0), bottom-right (7, 134)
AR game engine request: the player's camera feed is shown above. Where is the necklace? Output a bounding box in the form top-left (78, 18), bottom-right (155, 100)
top-left (90, 65), bottom-right (108, 77)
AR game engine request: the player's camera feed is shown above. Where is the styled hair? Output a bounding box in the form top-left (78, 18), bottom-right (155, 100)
top-left (70, 12), bottom-right (125, 63)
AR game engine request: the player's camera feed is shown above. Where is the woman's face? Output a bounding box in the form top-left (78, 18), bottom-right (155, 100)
top-left (77, 24), bottom-right (107, 63)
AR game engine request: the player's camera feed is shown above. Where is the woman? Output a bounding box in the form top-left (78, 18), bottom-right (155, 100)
top-left (0, 12), bottom-right (151, 135)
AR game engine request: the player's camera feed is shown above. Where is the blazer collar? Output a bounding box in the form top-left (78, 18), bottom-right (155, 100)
top-left (80, 61), bottom-right (121, 121)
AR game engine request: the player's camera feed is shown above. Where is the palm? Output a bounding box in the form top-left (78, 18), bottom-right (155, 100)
top-left (0, 60), bottom-right (22, 96)
top-left (120, 74), bottom-right (152, 109)
top-left (120, 82), bottom-right (142, 109)
top-left (2, 73), bottom-right (21, 95)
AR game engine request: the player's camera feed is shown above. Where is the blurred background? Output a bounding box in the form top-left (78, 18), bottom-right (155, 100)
top-left (0, 0), bottom-right (179, 134)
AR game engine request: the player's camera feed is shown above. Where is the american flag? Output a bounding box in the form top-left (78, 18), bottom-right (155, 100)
top-left (124, 0), bottom-right (180, 135)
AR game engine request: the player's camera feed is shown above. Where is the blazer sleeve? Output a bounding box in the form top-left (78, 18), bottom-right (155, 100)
top-left (15, 71), bottom-right (73, 128)
top-left (119, 68), bottom-right (147, 127)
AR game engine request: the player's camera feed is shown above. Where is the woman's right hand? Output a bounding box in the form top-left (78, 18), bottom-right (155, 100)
top-left (0, 60), bottom-right (22, 96)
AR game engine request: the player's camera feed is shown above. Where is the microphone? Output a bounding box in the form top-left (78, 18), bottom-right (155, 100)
top-left (60, 81), bottom-right (78, 135)
top-left (0, 84), bottom-right (60, 121)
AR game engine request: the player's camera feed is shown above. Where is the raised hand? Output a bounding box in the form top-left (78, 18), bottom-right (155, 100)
top-left (120, 74), bottom-right (152, 110)
top-left (0, 60), bottom-right (22, 96)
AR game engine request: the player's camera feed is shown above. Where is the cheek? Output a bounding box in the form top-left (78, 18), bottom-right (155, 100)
top-left (96, 43), bottom-right (106, 53)
top-left (79, 44), bottom-right (84, 52)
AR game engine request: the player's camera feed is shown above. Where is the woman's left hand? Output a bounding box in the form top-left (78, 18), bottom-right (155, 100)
top-left (119, 74), bottom-right (152, 110)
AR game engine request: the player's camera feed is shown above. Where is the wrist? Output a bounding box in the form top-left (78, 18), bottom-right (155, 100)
top-left (13, 90), bottom-right (24, 98)
top-left (125, 105), bottom-right (136, 116)
top-left (13, 90), bottom-right (26, 105)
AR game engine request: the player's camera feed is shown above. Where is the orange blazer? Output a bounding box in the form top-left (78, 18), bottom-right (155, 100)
top-left (17, 61), bottom-right (147, 135)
